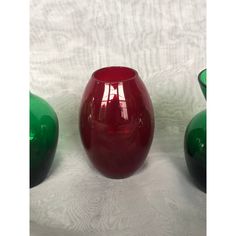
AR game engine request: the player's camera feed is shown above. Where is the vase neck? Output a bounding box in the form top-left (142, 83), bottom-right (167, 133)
top-left (198, 69), bottom-right (207, 99)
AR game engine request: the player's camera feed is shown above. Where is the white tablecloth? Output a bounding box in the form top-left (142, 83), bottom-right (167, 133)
top-left (30, 0), bottom-right (206, 235)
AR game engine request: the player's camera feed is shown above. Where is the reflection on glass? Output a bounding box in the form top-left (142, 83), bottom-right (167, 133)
top-left (100, 82), bottom-right (129, 121)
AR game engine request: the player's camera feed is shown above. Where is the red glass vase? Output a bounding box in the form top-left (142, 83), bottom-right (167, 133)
top-left (79, 66), bottom-right (154, 178)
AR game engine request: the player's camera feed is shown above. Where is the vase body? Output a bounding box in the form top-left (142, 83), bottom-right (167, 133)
top-left (79, 66), bottom-right (154, 178)
top-left (184, 69), bottom-right (206, 189)
top-left (30, 93), bottom-right (59, 187)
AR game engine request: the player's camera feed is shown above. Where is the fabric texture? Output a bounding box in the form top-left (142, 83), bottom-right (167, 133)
top-left (30, 0), bottom-right (206, 235)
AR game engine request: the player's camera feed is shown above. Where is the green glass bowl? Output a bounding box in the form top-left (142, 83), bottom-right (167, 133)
top-left (184, 69), bottom-right (206, 191)
top-left (30, 93), bottom-right (59, 188)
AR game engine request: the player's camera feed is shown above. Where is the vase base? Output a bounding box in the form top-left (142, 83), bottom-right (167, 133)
top-left (30, 176), bottom-right (47, 188)
top-left (185, 158), bottom-right (206, 193)
top-left (30, 167), bottom-right (51, 188)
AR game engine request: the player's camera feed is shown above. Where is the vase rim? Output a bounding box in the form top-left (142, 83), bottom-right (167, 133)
top-left (92, 66), bottom-right (139, 83)
top-left (198, 69), bottom-right (207, 88)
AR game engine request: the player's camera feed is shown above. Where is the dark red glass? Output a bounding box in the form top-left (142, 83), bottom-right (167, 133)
top-left (79, 66), bottom-right (154, 178)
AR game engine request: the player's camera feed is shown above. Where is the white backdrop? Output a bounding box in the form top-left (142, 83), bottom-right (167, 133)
top-left (30, 0), bottom-right (206, 235)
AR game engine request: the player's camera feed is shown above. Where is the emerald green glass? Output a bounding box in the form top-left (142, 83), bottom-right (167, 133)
top-left (30, 93), bottom-right (59, 188)
top-left (184, 69), bottom-right (206, 191)
top-left (198, 69), bottom-right (206, 98)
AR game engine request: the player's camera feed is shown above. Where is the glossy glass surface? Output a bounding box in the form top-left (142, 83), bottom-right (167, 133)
top-left (79, 66), bottom-right (155, 178)
top-left (185, 110), bottom-right (206, 189)
top-left (30, 93), bottom-right (59, 187)
top-left (184, 69), bottom-right (207, 191)
top-left (198, 69), bottom-right (206, 98)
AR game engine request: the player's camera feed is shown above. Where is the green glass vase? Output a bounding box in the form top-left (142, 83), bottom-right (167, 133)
top-left (184, 69), bottom-right (206, 190)
top-left (30, 93), bottom-right (59, 188)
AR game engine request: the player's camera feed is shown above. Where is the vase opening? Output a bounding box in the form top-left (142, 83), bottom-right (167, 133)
top-left (92, 66), bottom-right (138, 83)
